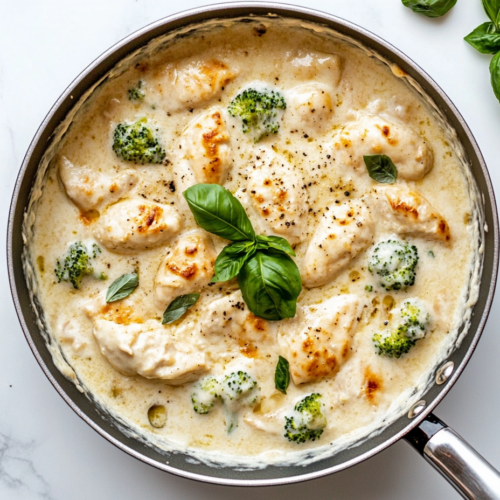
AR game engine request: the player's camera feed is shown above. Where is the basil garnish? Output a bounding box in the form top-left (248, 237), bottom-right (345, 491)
top-left (490, 51), bottom-right (500, 102)
top-left (483, 0), bottom-right (500, 26)
top-left (238, 251), bottom-right (302, 321)
top-left (183, 184), bottom-right (302, 321)
top-left (162, 293), bottom-right (200, 324)
top-left (212, 241), bottom-right (257, 283)
top-left (275, 356), bottom-right (290, 394)
top-left (402, 0), bottom-right (457, 18)
top-left (106, 272), bottom-right (138, 303)
top-left (465, 22), bottom-right (500, 54)
top-left (183, 184), bottom-right (255, 241)
top-left (364, 155), bottom-right (398, 184)
top-left (256, 235), bottom-right (296, 257)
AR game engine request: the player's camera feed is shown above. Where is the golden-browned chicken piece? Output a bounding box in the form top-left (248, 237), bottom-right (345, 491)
top-left (279, 294), bottom-right (362, 385)
top-left (302, 199), bottom-right (374, 288)
top-left (181, 107), bottom-right (232, 185)
top-left (93, 199), bottom-right (182, 252)
top-left (58, 156), bottom-right (138, 213)
top-left (154, 230), bottom-right (217, 309)
top-left (373, 185), bottom-right (451, 243)
top-left (157, 59), bottom-right (237, 110)
top-left (332, 114), bottom-right (433, 180)
top-left (246, 148), bottom-right (307, 245)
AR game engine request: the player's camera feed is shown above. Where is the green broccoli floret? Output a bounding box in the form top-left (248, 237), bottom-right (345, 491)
top-left (284, 393), bottom-right (326, 444)
top-left (228, 88), bottom-right (286, 142)
top-left (191, 376), bottom-right (221, 414)
top-left (112, 119), bottom-right (166, 164)
top-left (128, 80), bottom-right (145, 101)
top-left (55, 242), bottom-right (101, 289)
top-left (373, 299), bottom-right (430, 358)
top-left (368, 238), bottom-right (419, 291)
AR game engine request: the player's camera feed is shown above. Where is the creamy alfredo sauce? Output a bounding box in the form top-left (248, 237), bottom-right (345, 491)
top-left (24, 17), bottom-right (482, 468)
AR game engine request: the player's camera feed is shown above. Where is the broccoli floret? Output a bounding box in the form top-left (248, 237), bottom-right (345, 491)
top-left (228, 88), bottom-right (286, 142)
top-left (128, 80), bottom-right (145, 101)
top-left (191, 376), bottom-right (221, 414)
top-left (373, 299), bottom-right (430, 358)
top-left (368, 238), bottom-right (419, 291)
top-left (221, 371), bottom-right (258, 401)
top-left (284, 393), bottom-right (326, 444)
top-left (112, 119), bottom-right (166, 164)
top-left (55, 242), bottom-right (101, 289)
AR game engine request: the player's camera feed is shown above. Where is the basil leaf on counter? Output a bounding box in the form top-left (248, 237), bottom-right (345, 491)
top-left (490, 51), bottom-right (500, 102)
top-left (402, 0), bottom-right (457, 18)
top-left (275, 356), bottom-right (290, 394)
top-left (183, 184), bottom-right (255, 242)
top-left (212, 241), bottom-right (257, 282)
top-left (465, 22), bottom-right (500, 54)
top-left (238, 251), bottom-right (302, 321)
top-left (483, 0), bottom-right (500, 27)
top-left (364, 155), bottom-right (398, 184)
top-left (106, 272), bottom-right (138, 303)
top-left (256, 235), bottom-right (296, 257)
top-left (162, 293), bottom-right (200, 324)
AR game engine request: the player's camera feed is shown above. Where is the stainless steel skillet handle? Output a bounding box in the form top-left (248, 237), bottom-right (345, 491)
top-left (405, 413), bottom-right (500, 499)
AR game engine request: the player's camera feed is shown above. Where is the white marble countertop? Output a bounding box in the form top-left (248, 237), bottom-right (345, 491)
top-left (2, 0), bottom-right (500, 498)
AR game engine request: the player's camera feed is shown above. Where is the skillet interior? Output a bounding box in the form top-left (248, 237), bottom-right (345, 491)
top-left (7, 2), bottom-right (499, 486)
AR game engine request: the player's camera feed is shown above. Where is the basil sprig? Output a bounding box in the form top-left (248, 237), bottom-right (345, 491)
top-left (465, 22), bottom-right (500, 54)
top-left (183, 184), bottom-right (301, 321)
top-left (162, 293), bottom-right (200, 324)
top-left (402, 0), bottom-right (457, 18)
top-left (483, 0), bottom-right (500, 26)
top-left (364, 155), bottom-right (398, 184)
top-left (274, 356), bottom-right (290, 394)
top-left (106, 272), bottom-right (138, 303)
top-left (183, 184), bottom-right (255, 241)
top-left (465, 1), bottom-right (500, 102)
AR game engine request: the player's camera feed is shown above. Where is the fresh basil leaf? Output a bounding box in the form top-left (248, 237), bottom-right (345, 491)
top-left (238, 251), bottom-right (302, 321)
top-left (364, 155), bottom-right (398, 184)
top-left (256, 235), bottom-right (296, 257)
top-left (490, 51), bottom-right (500, 102)
top-left (402, 0), bottom-right (457, 18)
top-left (483, 0), bottom-right (500, 27)
top-left (183, 184), bottom-right (255, 242)
top-left (464, 22), bottom-right (500, 54)
top-left (275, 356), bottom-right (290, 394)
top-left (106, 272), bottom-right (138, 303)
top-left (162, 293), bottom-right (200, 324)
top-left (212, 241), bottom-right (256, 282)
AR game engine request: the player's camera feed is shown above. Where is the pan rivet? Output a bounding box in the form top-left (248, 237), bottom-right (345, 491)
top-left (436, 361), bottom-right (454, 385)
top-left (408, 400), bottom-right (426, 418)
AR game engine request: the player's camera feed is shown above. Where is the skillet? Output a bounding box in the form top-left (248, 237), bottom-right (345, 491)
top-left (7, 3), bottom-right (500, 498)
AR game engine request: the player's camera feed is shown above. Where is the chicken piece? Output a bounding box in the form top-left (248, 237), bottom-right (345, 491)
top-left (154, 230), bottom-right (217, 309)
top-left (83, 293), bottom-right (206, 383)
top-left (302, 199), bottom-right (374, 288)
top-left (247, 148), bottom-right (307, 245)
top-left (59, 156), bottom-right (138, 212)
top-left (180, 107), bottom-right (232, 185)
top-left (288, 51), bottom-right (342, 86)
top-left (278, 295), bottom-right (362, 385)
top-left (157, 59), bottom-right (237, 110)
top-left (332, 114), bottom-right (433, 180)
top-left (93, 199), bottom-right (182, 252)
top-left (199, 291), bottom-right (270, 360)
top-left (90, 319), bottom-right (206, 383)
top-left (287, 83), bottom-right (334, 133)
top-left (373, 185), bottom-right (451, 243)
